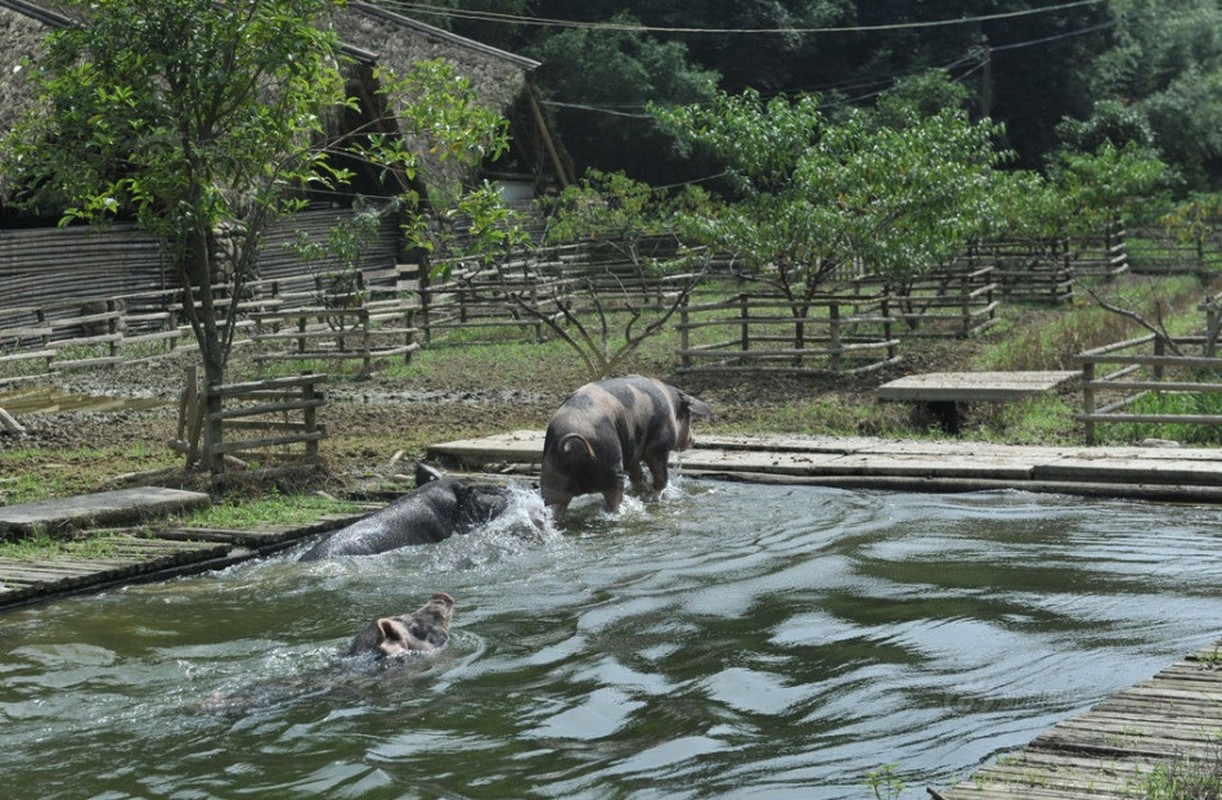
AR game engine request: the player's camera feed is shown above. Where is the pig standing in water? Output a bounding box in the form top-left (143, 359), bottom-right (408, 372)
top-left (540, 375), bottom-right (713, 518)
top-left (345, 591), bottom-right (456, 659)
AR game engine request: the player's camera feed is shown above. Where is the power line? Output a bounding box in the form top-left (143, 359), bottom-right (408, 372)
top-left (383, 0), bottom-right (1108, 35)
top-left (535, 16), bottom-right (1113, 120)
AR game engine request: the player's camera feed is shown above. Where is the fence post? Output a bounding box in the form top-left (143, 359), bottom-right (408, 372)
top-left (254, 314), bottom-right (266, 377)
top-left (1153, 336), bottom-right (1165, 384)
top-left (829, 302), bottom-right (842, 373)
top-left (679, 296), bottom-right (691, 371)
top-left (531, 282), bottom-right (543, 343)
top-left (882, 295), bottom-right (896, 361)
top-left (1082, 361), bottom-right (1096, 445)
top-left (960, 272), bottom-right (971, 337)
top-left (360, 307), bottom-right (372, 376)
top-left (108, 299), bottom-right (122, 361)
top-left (419, 262), bottom-right (432, 345)
top-left (404, 308), bottom-right (416, 364)
top-left (303, 376), bottom-right (319, 459)
top-left (739, 293), bottom-right (750, 357)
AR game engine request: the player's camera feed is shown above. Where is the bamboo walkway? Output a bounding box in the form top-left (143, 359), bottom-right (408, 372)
top-left (939, 641), bottom-right (1222, 799)
top-left (426, 430), bottom-right (1222, 504)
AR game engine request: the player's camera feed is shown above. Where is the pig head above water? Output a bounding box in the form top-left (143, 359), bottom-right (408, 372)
top-left (299, 467), bottom-right (516, 560)
top-left (345, 592), bottom-right (456, 659)
top-left (540, 375), bottom-right (713, 518)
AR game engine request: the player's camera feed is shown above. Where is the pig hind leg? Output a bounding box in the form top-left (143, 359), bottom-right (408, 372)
top-left (601, 482), bottom-right (624, 513)
top-left (641, 450), bottom-right (671, 501)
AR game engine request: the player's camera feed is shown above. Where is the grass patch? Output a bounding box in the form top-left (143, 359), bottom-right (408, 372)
top-left (1099, 389), bottom-right (1222, 446)
top-left (1130, 743), bottom-right (1222, 799)
top-left (975, 274), bottom-right (1210, 372)
top-left (718, 394), bottom-right (916, 438)
top-left (180, 491), bottom-right (365, 530)
top-left (0, 531), bottom-right (129, 561)
top-left (0, 442), bottom-right (181, 505)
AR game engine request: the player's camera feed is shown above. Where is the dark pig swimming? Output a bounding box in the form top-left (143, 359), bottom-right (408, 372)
top-left (299, 466), bottom-right (529, 560)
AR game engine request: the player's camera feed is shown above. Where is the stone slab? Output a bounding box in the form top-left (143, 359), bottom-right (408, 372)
top-left (877, 371), bottom-right (1080, 402)
top-left (0, 487), bottom-right (212, 536)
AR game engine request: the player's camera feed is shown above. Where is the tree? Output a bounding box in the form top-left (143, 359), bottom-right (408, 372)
top-left (652, 85), bottom-right (1005, 330)
top-left (2, 0), bottom-right (512, 473)
top-left (1086, 0), bottom-right (1222, 190)
top-left (506, 170), bottom-right (713, 379)
top-left (523, 12), bottom-right (720, 185)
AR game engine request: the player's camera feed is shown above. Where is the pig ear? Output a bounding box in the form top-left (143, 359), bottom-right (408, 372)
top-left (415, 463), bottom-right (444, 487)
top-left (680, 393), bottom-right (715, 420)
top-left (377, 618), bottom-right (409, 646)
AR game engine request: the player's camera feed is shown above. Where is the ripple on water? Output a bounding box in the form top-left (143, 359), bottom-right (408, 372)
top-left (1, 483), bottom-right (1221, 800)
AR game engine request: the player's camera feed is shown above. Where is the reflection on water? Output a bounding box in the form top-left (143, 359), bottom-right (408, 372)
top-left (1, 482), bottom-right (1220, 799)
top-left (0, 387), bottom-right (167, 414)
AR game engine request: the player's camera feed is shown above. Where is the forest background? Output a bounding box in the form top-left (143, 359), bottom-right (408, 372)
top-left (403, 0), bottom-right (1220, 194)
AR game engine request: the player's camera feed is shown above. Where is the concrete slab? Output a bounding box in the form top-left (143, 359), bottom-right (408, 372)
top-left (426, 430), bottom-right (1222, 502)
top-left (0, 487), bottom-right (212, 536)
top-left (877, 371), bottom-right (1080, 402)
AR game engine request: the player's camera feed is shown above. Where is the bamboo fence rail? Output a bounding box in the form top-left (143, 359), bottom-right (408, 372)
top-left (171, 369), bottom-right (327, 468)
top-left (1074, 332), bottom-right (1222, 443)
top-left (675, 291), bottom-right (901, 376)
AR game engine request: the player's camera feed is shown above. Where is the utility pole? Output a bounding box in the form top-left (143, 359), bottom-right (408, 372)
top-left (972, 42), bottom-right (992, 119)
top-left (980, 44), bottom-right (992, 119)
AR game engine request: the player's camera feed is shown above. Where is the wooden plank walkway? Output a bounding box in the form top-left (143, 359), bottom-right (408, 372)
top-left (939, 641), bottom-right (1222, 799)
top-left (0, 512), bottom-right (368, 609)
top-left (426, 430), bottom-right (1222, 503)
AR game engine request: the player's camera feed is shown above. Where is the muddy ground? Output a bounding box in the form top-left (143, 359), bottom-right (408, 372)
top-left (0, 336), bottom-right (968, 499)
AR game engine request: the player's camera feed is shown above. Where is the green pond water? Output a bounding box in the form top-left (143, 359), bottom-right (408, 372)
top-left (1, 481), bottom-right (1219, 799)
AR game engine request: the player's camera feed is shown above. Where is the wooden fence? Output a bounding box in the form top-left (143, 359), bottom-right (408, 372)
top-left (416, 247), bottom-right (691, 346)
top-left (1126, 223), bottom-right (1222, 276)
top-left (963, 226), bottom-right (1130, 304)
top-left (850, 264), bottom-right (999, 338)
top-left (170, 370), bottom-right (327, 469)
top-left (0, 270), bottom-right (418, 386)
top-left (1074, 333), bottom-right (1222, 444)
top-left (0, 207), bottom-right (401, 315)
top-left (675, 291), bottom-right (901, 376)
top-left (250, 296), bottom-right (418, 377)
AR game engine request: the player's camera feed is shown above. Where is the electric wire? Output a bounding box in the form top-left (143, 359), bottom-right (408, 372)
top-left (381, 0), bottom-right (1108, 36)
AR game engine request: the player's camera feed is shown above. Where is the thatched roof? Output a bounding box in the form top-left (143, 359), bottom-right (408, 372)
top-left (0, 1), bottom-right (70, 137)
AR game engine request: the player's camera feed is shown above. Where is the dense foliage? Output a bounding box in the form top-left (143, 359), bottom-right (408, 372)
top-left (406, 0), bottom-right (1220, 192)
top-left (1, 0), bottom-right (515, 472)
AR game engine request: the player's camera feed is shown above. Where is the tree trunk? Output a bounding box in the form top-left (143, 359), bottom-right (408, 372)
top-left (176, 224), bottom-right (230, 475)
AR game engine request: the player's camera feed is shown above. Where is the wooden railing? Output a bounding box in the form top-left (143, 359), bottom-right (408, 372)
top-left (1074, 334), bottom-right (1222, 444)
top-left (675, 292), bottom-right (901, 376)
top-left (850, 265), bottom-right (999, 338)
top-left (416, 247), bottom-right (690, 346)
top-left (0, 271), bottom-right (418, 385)
top-left (171, 370), bottom-right (327, 468)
